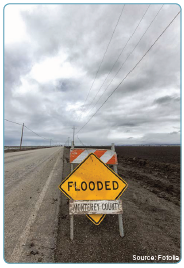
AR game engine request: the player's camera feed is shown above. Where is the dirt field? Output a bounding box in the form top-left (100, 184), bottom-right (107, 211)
top-left (55, 146), bottom-right (180, 263)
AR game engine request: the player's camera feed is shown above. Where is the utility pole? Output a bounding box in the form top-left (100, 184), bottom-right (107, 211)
top-left (72, 126), bottom-right (76, 146)
top-left (68, 137), bottom-right (70, 147)
top-left (50, 139), bottom-right (51, 147)
top-left (20, 123), bottom-right (24, 151)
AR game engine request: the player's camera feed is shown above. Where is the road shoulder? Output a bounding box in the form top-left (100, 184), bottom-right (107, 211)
top-left (5, 148), bottom-right (64, 263)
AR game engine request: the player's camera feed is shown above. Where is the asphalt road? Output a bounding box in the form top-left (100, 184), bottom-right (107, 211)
top-left (4, 147), bottom-right (64, 263)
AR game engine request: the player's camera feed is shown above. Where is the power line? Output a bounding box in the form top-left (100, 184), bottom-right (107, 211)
top-left (88, 4), bottom-right (163, 115)
top-left (24, 125), bottom-right (50, 141)
top-left (4, 118), bottom-right (60, 143)
top-left (4, 119), bottom-right (22, 126)
top-left (77, 135), bottom-right (93, 161)
top-left (83, 4), bottom-right (125, 106)
top-left (76, 10), bottom-right (180, 134)
top-left (77, 135), bottom-right (87, 147)
top-left (86, 4), bottom-right (150, 112)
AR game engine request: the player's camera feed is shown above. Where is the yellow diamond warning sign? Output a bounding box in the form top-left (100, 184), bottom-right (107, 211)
top-left (58, 153), bottom-right (128, 225)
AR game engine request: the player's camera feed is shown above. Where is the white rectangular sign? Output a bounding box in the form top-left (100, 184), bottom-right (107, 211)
top-left (69, 200), bottom-right (123, 215)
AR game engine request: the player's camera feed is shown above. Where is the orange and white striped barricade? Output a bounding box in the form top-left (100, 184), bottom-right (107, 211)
top-left (70, 147), bottom-right (118, 165)
top-left (68, 142), bottom-right (124, 240)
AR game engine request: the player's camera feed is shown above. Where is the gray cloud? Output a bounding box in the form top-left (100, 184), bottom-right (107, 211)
top-left (4, 4), bottom-right (180, 146)
top-left (4, 43), bottom-right (33, 96)
top-left (153, 96), bottom-right (180, 105)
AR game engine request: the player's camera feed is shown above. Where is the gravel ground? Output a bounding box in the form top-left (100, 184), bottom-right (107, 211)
top-left (55, 146), bottom-right (180, 263)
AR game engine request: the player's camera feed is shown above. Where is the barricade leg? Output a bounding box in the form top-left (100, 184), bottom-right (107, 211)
top-left (70, 215), bottom-right (74, 240)
top-left (70, 141), bottom-right (74, 240)
top-left (118, 214), bottom-right (124, 237)
top-left (112, 143), bottom-right (125, 238)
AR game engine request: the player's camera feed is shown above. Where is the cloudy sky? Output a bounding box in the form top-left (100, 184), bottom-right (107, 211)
top-left (4, 4), bottom-right (180, 146)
